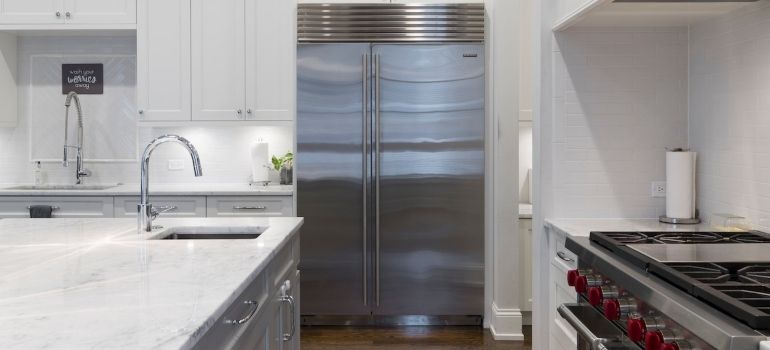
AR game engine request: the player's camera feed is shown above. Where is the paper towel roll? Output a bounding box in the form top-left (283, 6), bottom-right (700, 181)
top-left (250, 141), bottom-right (269, 183)
top-left (665, 151), bottom-right (696, 219)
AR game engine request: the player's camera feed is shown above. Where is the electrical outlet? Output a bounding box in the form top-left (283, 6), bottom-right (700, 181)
top-left (168, 159), bottom-right (185, 171)
top-left (651, 181), bottom-right (666, 197)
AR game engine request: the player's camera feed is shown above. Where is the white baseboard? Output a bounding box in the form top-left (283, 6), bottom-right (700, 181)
top-left (488, 302), bottom-right (525, 341)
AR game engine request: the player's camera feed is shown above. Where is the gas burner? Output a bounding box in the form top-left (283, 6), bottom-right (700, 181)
top-left (666, 263), bottom-right (731, 283)
top-left (739, 265), bottom-right (770, 284)
top-left (655, 232), bottom-right (724, 244)
top-left (732, 234), bottom-right (770, 243)
top-left (600, 232), bottom-right (656, 244)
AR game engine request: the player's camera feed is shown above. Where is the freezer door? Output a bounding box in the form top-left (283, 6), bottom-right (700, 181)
top-left (372, 44), bottom-right (485, 316)
top-left (297, 43), bottom-right (372, 315)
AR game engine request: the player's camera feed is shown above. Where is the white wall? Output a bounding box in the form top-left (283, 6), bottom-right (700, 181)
top-left (689, 1), bottom-right (770, 229)
top-left (519, 122), bottom-right (532, 203)
top-left (545, 27), bottom-right (689, 218)
top-left (0, 36), bottom-right (292, 186)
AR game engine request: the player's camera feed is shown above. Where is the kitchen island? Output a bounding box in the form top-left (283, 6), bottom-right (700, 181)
top-left (0, 217), bottom-right (303, 349)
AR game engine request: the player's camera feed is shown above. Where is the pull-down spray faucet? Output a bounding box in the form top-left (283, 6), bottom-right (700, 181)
top-left (63, 91), bottom-right (91, 184)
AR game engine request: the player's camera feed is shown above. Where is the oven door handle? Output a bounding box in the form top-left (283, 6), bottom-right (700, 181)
top-left (558, 304), bottom-right (627, 350)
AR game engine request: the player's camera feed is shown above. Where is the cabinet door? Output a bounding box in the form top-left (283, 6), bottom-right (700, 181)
top-left (137, 0), bottom-right (191, 121)
top-left (113, 196), bottom-right (206, 217)
top-left (283, 271), bottom-right (300, 350)
top-left (63, 0), bottom-right (135, 24)
top-left (191, 0), bottom-right (245, 121)
top-left (0, 197), bottom-right (113, 218)
top-left (245, 0), bottom-right (294, 121)
top-left (0, 0), bottom-right (64, 24)
top-left (207, 196), bottom-right (293, 217)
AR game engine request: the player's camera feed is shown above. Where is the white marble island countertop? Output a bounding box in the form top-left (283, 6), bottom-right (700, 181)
top-left (0, 217), bottom-right (303, 349)
top-left (0, 183), bottom-right (294, 196)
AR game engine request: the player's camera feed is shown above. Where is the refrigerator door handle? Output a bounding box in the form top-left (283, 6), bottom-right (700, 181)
top-left (362, 53), bottom-right (369, 307)
top-left (374, 53), bottom-right (381, 307)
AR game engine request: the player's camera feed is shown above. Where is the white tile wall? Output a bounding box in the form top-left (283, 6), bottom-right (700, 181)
top-left (689, 1), bottom-right (770, 229)
top-left (0, 36), bottom-right (293, 186)
top-left (549, 28), bottom-right (689, 218)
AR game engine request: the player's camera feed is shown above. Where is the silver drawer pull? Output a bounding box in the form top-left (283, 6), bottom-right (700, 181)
top-left (280, 295), bottom-right (296, 341)
top-left (225, 300), bottom-right (259, 325)
top-left (27, 206), bottom-right (60, 211)
top-left (233, 205), bottom-right (267, 210)
top-left (557, 251), bottom-right (574, 262)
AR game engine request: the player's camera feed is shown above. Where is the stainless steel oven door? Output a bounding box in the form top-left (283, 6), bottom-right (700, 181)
top-left (558, 304), bottom-right (639, 350)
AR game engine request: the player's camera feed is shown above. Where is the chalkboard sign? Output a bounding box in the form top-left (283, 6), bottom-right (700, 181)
top-left (62, 63), bottom-right (103, 94)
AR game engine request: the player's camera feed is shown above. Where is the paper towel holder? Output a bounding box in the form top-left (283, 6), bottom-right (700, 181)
top-left (659, 210), bottom-right (700, 225)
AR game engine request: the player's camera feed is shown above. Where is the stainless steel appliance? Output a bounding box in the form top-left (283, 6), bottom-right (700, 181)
top-left (296, 3), bottom-right (485, 325)
top-left (562, 231), bottom-right (770, 350)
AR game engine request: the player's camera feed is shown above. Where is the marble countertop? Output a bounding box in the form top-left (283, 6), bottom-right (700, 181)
top-left (544, 218), bottom-right (741, 238)
top-left (0, 183), bottom-right (294, 196)
top-left (0, 216), bottom-right (303, 349)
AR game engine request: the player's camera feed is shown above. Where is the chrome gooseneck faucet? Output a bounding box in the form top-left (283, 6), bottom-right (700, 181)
top-left (63, 91), bottom-right (91, 184)
top-left (139, 134), bottom-right (203, 232)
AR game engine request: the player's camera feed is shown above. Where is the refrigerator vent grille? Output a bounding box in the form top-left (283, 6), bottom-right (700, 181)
top-left (297, 4), bottom-right (485, 42)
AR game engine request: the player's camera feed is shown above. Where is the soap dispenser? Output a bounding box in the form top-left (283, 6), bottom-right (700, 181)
top-left (33, 161), bottom-right (46, 185)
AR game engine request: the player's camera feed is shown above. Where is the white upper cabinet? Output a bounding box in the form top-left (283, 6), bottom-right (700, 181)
top-left (0, 0), bottom-right (64, 24)
top-left (137, 0), bottom-right (190, 121)
top-left (0, 0), bottom-right (135, 25)
top-left (245, 0), bottom-right (295, 121)
top-left (191, 0), bottom-right (246, 121)
top-left (63, 0), bottom-right (136, 24)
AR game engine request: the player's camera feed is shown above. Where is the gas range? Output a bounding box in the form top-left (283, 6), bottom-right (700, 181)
top-left (563, 231), bottom-right (770, 350)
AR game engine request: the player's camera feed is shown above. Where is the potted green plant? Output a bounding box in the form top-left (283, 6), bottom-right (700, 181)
top-left (271, 152), bottom-right (294, 185)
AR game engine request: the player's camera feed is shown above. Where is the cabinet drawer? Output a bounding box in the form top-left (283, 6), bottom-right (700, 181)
top-left (114, 196), bottom-right (206, 217)
top-left (193, 273), bottom-right (269, 350)
top-left (207, 196), bottom-right (292, 217)
top-left (0, 196), bottom-right (113, 218)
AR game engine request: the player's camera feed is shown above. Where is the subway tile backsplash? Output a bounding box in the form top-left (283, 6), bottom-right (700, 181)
top-left (0, 36), bottom-right (292, 185)
top-left (549, 28), bottom-right (689, 218)
top-left (689, 1), bottom-right (770, 229)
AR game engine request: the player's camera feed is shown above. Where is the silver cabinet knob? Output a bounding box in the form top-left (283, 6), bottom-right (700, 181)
top-left (56, 11), bottom-right (61, 17)
top-left (138, 109), bottom-right (144, 115)
top-left (246, 108), bottom-right (252, 114)
top-left (236, 109), bottom-right (243, 114)
top-left (65, 12), bottom-right (71, 18)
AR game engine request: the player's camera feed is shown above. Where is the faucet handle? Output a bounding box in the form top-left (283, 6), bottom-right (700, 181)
top-left (151, 205), bottom-right (177, 220)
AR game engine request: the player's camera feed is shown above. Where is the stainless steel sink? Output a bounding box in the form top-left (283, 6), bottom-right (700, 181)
top-left (5, 184), bottom-right (120, 191)
top-left (151, 226), bottom-right (265, 240)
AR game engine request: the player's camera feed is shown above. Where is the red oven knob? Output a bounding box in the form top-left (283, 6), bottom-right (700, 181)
top-left (603, 299), bottom-right (620, 320)
top-left (574, 275), bottom-right (588, 293)
top-left (588, 285), bottom-right (618, 306)
top-left (627, 317), bottom-right (646, 342)
top-left (567, 270), bottom-right (579, 286)
top-left (588, 287), bottom-right (603, 306)
top-left (645, 331), bottom-right (664, 350)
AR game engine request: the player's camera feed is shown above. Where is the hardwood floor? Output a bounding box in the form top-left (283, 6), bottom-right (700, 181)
top-left (300, 326), bottom-right (532, 350)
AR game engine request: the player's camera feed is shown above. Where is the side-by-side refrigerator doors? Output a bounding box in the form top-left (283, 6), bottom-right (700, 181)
top-left (371, 44), bottom-right (485, 316)
top-left (297, 43), bottom-right (371, 316)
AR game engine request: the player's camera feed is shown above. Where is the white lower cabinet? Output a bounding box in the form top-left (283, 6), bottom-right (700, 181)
top-left (194, 234), bottom-right (300, 350)
top-left (0, 195), bottom-right (293, 218)
top-left (208, 196), bottom-right (293, 217)
top-left (113, 196), bottom-right (206, 217)
top-left (519, 218), bottom-right (533, 313)
top-left (0, 196), bottom-right (113, 218)
top-left (547, 227), bottom-right (578, 350)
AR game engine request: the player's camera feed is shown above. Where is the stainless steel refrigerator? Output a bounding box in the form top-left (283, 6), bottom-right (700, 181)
top-left (296, 3), bottom-right (485, 325)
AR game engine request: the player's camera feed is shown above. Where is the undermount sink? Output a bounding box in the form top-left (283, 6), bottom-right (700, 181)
top-left (151, 226), bottom-right (265, 240)
top-left (6, 184), bottom-right (120, 191)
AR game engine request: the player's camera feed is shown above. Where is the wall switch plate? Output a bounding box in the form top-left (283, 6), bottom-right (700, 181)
top-left (168, 159), bottom-right (185, 171)
top-left (651, 181), bottom-right (666, 197)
